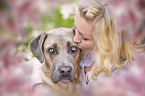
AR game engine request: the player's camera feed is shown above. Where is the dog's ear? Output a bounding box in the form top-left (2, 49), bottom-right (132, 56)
top-left (29, 32), bottom-right (47, 63)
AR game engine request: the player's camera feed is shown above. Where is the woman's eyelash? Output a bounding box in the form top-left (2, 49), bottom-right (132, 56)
top-left (82, 35), bottom-right (88, 40)
top-left (82, 37), bottom-right (88, 40)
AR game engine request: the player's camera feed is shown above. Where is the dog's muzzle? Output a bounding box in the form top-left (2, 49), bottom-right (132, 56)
top-left (59, 66), bottom-right (72, 81)
top-left (51, 66), bottom-right (75, 83)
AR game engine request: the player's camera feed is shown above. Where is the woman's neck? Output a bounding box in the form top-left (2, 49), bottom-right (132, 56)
top-left (81, 52), bottom-right (88, 60)
top-left (80, 52), bottom-right (92, 61)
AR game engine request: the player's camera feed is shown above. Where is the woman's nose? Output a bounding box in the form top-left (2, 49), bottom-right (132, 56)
top-left (73, 30), bottom-right (81, 43)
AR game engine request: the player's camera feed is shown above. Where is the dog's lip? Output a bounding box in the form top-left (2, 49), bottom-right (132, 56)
top-left (61, 79), bottom-right (69, 82)
top-left (61, 76), bottom-right (70, 80)
top-left (60, 75), bottom-right (72, 82)
top-left (52, 78), bottom-right (72, 83)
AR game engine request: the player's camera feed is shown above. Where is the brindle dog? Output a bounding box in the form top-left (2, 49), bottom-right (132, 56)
top-left (29, 28), bottom-right (82, 96)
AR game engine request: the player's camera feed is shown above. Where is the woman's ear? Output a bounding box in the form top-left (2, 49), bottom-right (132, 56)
top-left (29, 32), bottom-right (47, 63)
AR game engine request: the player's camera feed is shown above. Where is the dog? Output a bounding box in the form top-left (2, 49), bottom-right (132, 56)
top-left (29, 28), bottom-right (82, 96)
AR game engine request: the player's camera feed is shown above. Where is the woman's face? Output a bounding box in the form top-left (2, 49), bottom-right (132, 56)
top-left (73, 13), bottom-right (95, 53)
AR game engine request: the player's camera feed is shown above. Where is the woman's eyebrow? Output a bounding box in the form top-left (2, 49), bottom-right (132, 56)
top-left (75, 25), bottom-right (92, 39)
top-left (74, 24), bottom-right (92, 39)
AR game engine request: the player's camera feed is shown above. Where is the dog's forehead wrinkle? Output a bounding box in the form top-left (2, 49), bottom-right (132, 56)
top-left (58, 37), bottom-right (70, 55)
top-left (59, 35), bottom-right (65, 48)
top-left (53, 43), bottom-right (57, 48)
top-left (44, 37), bottom-right (57, 47)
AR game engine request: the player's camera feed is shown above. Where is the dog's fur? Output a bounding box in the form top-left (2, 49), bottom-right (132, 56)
top-left (29, 28), bottom-right (82, 96)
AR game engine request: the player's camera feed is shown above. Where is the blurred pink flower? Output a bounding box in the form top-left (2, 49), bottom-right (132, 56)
top-left (108, 0), bottom-right (145, 40)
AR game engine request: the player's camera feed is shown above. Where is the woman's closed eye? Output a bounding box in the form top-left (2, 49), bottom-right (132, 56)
top-left (82, 36), bottom-right (88, 41)
top-left (73, 26), bottom-right (90, 41)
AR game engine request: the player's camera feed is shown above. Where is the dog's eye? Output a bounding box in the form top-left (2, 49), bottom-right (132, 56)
top-left (71, 46), bottom-right (77, 53)
top-left (48, 48), bottom-right (55, 53)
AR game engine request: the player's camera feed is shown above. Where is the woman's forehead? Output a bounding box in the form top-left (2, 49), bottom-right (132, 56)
top-left (75, 13), bottom-right (93, 38)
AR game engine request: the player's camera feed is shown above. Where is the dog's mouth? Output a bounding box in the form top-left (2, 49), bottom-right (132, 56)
top-left (51, 66), bottom-right (75, 83)
top-left (60, 77), bottom-right (70, 82)
top-left (60, 75), bottom-right (74, 82)
top-left (52, 74), bottom-right (75, 83)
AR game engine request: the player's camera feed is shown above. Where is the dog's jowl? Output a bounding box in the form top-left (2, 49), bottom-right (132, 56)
top-left (29, 28), bottom-right (82, 96)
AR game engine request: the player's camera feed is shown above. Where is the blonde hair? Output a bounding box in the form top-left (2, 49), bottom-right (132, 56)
top-left (78, 0), bottom-right (144, 82)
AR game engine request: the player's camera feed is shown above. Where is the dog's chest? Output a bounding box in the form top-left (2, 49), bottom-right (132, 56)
top-left (49, 82), bottom-right (82, 96)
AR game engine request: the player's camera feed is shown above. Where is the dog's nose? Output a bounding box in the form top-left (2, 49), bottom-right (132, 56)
top-left (59, 66), bottom-right (72, 76)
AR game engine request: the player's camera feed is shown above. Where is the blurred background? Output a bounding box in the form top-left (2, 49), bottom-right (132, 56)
top-left (0, 0), bottom-right (144, 96)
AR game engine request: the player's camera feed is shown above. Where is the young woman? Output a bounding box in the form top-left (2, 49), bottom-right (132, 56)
top-left (73, 0), bottom-right (144, 95)
top-left (31, 0), bottom-right (144, 95)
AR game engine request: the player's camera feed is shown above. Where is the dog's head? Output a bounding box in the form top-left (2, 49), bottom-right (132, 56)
top-left (29, 28), bottom-right (80, 84)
